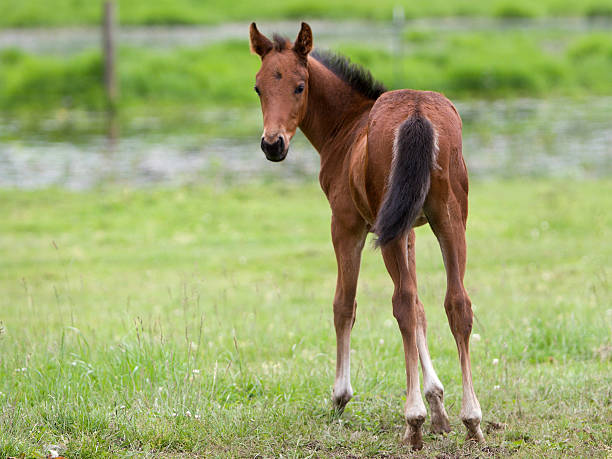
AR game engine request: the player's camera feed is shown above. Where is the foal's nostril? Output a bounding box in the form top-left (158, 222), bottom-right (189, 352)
top-left (276, 136), bottom-right (285, 154)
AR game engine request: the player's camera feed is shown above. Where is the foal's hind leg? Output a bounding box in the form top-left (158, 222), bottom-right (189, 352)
top-left (381, 235), bottom-right (427, 449)
top-left (406, 230), bottom-right (451, 434)
top-left (415, 298), bottom-right (452, 434)
top-left (425, 189), bottom-right (484, 442)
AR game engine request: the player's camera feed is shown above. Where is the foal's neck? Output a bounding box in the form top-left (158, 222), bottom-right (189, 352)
top-left (299, 57), bottom-right (374, 159)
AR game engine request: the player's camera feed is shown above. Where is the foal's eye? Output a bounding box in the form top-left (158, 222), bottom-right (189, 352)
top-left (254, 86), bottom-right (260, 96)
top-left (295, 84), bottom-right (305, 95)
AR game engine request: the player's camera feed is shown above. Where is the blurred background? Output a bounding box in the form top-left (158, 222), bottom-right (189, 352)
top-left (1, 3), bottom-right (611, 456)
top-left (0, 0), bottom-right (611, 187)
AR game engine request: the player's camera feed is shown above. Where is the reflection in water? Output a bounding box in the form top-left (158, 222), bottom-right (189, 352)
top-left (0, 97), bottom-right (610, 189)
top-left (458, 98), bottom-right (612, 179)
top-left (105, 111), bottom-right (120, 151)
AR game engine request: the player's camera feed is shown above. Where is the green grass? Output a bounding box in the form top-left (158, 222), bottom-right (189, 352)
top-left (1, 0), bottom-right (612, 27)
top-left (3, 28), bottom-right (612, 113)
top-left (0, 179), bottom-right (610, 457)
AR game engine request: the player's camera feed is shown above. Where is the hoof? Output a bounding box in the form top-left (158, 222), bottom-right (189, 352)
top-left (426, 391), bottom-right (451, 435)
top-left (402, 414), bottom-right (425, 450)
top-left (462, 417), bottom-right (485, 443)
top-left (332, 388), bottom-right (352, 411)
top-left (431, 414), bottom-right (452, 435)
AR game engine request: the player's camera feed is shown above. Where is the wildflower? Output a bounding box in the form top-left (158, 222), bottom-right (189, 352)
top-left (492, 358), bottom-right (499, 365)
top-left (472, 333), bottom-right (481, 342)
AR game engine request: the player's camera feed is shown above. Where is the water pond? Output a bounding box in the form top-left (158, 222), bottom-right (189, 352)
top-left (0, 97), bottom-right (610, 189)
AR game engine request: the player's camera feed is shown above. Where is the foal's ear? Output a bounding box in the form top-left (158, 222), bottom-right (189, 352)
top-left (293, 22), bottom-right (313, 58)
top-left (250, 22), bottom-right (273, 58)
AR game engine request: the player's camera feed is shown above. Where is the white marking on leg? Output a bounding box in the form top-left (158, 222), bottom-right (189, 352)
top-left (458, 351), bottom-right (484, 441)
top-left (460, 361), bottom-right (482, 421)
top-left (417, 325), bottom-right (451, 433)
top-left (405, 361), bottom-right (426, 421)
top-left (402, 324), bottom-right (426, 428)
top-left (417, 327), bottom-right (444, 397)
top-left (332, 325), bottom-right (353, 408)
top-left (402, 336), bottom-right (427, 449)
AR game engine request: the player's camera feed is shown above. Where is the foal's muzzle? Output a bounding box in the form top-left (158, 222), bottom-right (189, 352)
top-left (261, 136), bottom-right (287, 162)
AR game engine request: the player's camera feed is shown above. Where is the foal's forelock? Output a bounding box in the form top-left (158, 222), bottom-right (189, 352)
top-left (271, 34), bottom-right (291, 52)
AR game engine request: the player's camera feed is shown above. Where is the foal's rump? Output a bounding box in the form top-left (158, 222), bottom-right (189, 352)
top-left (366, 89), bottom-right (458, 246)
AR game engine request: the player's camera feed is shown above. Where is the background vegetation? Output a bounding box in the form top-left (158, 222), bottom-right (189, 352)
top-left (1, 0), bottom-right (612, 27)
top-left (2, 30), bottom-right (612, 112)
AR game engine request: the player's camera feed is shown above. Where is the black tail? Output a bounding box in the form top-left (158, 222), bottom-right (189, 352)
top-left (374, 114), bottom-right (435, 247)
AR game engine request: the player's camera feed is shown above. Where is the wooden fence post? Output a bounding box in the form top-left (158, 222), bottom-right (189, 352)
top-left (103, 1), bottom-right (118, 109)
top-left (392, 5), bottom-right (405, 89)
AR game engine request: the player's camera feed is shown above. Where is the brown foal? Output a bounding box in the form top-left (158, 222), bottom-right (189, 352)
top-left (249, 22), bottom-right (484, 449)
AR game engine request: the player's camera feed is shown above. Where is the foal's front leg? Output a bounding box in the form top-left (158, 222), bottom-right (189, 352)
top-left (330, 217), bottom-right (367, 410)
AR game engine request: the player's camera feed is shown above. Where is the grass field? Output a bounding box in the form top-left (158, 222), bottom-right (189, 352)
top-left (0, 179), bottom-right (610, 457)
top-left (1, 0), bottom-right (612, 27)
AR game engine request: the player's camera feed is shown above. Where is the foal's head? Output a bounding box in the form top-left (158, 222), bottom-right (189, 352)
top-left (249, 22), bottom-right (313, 162)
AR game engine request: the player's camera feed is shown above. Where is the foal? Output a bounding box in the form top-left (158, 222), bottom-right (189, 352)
top-left (249, 22), bottom-right (484, 449)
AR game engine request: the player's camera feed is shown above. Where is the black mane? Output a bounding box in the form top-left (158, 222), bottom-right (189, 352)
top-left (311, 49), bottom-right (386, 100)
